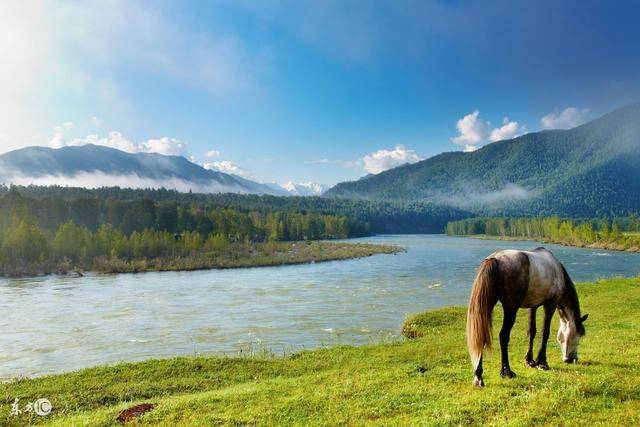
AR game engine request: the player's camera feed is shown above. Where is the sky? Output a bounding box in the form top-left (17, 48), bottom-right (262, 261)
top-left (2, 1), bottom-right (640, 187)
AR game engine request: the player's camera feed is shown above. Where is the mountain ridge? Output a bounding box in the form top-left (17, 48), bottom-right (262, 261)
top-left (0, 144), bottom-right (288, 196)
top-left (324, 103), bottom-right (640, 217)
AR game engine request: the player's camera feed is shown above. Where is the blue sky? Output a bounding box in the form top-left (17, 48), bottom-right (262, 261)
top-left (3, 1), bottom-right (640, 186)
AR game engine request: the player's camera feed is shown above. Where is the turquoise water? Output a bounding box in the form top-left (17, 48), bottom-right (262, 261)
top-left (1, 234), bottom-right (639, 380)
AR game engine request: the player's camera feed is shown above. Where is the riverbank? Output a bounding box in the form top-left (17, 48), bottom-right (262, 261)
top-left (0, 241), bottom-right (402, 278)
top-left (2, 276), bottom-right (639, 425)
top-left (461, 234), bottom-right (640, 252)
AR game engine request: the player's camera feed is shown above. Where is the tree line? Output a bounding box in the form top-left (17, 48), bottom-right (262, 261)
top-left (0, 188), bottom-right (378, 274)
top-left (1, 185), bottom-right (471, 233)
top-left (446, 215), bottom-right (640, 250)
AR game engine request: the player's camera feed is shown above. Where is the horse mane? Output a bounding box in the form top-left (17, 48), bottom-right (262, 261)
top-left (560, 264), bottom-right (584, 334)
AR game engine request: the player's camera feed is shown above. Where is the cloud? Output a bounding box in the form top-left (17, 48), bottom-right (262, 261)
top-left (451, 111), bottom-right (489, 146)
top-left (90, 116), bottom-right (102, 127)
top-left (1, 171), bottom-right (256, 194)
top-left (358, 145), bottom-right (422, 174)
top-left (452, 111), bottom-right (525, 151)
top-left (49, 122), bottom-right (74, 148)
top-left (142, 137), bottom-right (187, 156)
top-left (205, 150), bottom-right (221, 158)
top-left (48, 124), bottom-right (188, 157)
top-left (436, 184), bottom-right (539, 208)
top-left (304, 158), bottom-right (331, 164)
top-left (49, 1), bottom-right (259, 96)
top-left (204, 160), bottom-right (253, 179)
top-left (489, 117), bottom-right (523, 142)
top-left (540, 107), bottom-right (590, 130)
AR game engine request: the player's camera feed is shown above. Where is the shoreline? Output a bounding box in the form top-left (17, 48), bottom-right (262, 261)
top-left (454, 233), bottom-right (640, 253)
top-left (0, 241), bottom-right (404, 279)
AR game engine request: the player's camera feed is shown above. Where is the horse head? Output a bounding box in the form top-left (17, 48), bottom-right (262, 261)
top-left (557, 313), bottom-right (588, 363)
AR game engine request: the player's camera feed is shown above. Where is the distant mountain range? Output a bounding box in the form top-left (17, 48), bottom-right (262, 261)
top-left (325, 103), bottom-right (640, 217)
top-left (0, 144), bottom-right (294, 196)
top-left (280, 181), bottom-right (329, 196)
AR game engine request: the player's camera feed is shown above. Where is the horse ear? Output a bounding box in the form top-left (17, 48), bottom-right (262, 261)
top-left (580, 314), bottom-right (588, 323)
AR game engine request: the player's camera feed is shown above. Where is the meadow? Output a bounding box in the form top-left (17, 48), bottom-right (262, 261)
top-left (1, 276), bottom-right (638, 425)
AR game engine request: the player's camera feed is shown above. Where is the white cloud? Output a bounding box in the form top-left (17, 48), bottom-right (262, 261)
top-left (48, 125), bottom-right (188, 157)
top-left (359, 145), bottom-right (422, 174)
top-left (452, 111), bottom-right (525, 151)
top-left (540, 107), bottom-right (590, 130)
top-left (2, 171), bottom-right (256, 194)
top-left (204, 160), bottom-right (253, 179)
top-left (489, 117), bottom-right (523, 142)
top-left (142, 137), bottom-right (187, 156)
top-left (451, 111), bottom-right (489, 146)
top-left (205, 150), bottom-right (221, 158)
top-left (90, 116), bottom-right (102, 127)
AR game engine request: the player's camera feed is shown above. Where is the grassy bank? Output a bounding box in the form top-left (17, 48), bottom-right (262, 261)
top-left (462, 233), bottom-right (640, 253)
top-left (2, 277), bottom-right (639, 425)
top-left (447, 216), bottom-right (640, 253)
top-left (2, 241), bottom-right (402, 277)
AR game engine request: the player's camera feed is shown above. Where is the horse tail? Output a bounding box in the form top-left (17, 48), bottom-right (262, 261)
top-left (466, 257), bottom-right (498, 371)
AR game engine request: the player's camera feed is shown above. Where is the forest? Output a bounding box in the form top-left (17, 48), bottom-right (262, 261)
top-left (0, 186), bottom-right (398, 276)
top-left (446, 215), bottom-right (640, 251)
top-left (1, 185), bottom-right (470, 233)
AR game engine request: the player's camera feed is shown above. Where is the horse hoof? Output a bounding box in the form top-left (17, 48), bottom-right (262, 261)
top-left (537, 363), bottom-right (549, 371)
top-left (501, 369), bottom-right (516, 378)
top-left (525, 359), bottom-right (537, 368)
top-left (473, 376), bottom-right (485, 387)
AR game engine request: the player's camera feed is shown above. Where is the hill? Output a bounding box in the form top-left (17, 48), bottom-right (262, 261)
top-left (325, 103), bottom-right (640, 217)
top-left (0, 144), bottom-right (288, 196)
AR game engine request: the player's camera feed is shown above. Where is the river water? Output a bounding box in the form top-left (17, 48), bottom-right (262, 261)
top-left (2, 234), bottom-right (639, 380)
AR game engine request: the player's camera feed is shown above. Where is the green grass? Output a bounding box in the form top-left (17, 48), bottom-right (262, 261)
top-left (2, 277), bottom-right (640, 425)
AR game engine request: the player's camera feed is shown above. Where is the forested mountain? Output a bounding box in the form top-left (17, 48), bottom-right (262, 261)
top-left (0, 144), bottom-right (288, 196)
top-left (325, 103), bottom-right (640, 217)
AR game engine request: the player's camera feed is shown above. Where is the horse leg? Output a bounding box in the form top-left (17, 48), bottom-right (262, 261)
top-left (536, 301), bottom-right (556, 370)
top-left (525, 307), bottom-right (537, 367)
top-left (473, 355), bottom-right (485, 387)
top-left (500, 306), bottom-right (518, 378)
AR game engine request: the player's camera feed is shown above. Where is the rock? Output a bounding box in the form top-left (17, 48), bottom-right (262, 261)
top-left (116, 403), bottom-right (155, 423)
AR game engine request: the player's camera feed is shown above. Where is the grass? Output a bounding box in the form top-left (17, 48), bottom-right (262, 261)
top-left (2, 241), bottom-right (402, 277)
top-left (1, 277), bottom-right (639, 425)
top-left (92, 241), bottom-right (403, 273)
top-left (459, 234), bottom-right (640, 253)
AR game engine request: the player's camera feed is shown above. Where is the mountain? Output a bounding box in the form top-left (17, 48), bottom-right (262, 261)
top-left (325, 103), bottom-right (640, 217)
top-left (0, 144), bottom-right (288, 196)
top-left (280, 181), bottom-right (329, 196)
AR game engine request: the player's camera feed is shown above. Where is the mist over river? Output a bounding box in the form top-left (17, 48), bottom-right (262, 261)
top-left (2, 234), bottom-right (640, 380)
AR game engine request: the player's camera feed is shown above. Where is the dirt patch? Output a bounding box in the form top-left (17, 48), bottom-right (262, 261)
top-left (116, 403), bottom-right (155, 423)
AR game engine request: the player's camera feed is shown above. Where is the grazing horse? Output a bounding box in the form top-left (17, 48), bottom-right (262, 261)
top-left (466, 247), bottom-right (588, 387)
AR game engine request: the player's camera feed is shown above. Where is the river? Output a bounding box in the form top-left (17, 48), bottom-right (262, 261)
top-left (2, 234), bottom-right (640, 380)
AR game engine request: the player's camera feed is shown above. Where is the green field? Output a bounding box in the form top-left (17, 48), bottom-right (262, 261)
top-left (2, 277), bottom-right (639, 425)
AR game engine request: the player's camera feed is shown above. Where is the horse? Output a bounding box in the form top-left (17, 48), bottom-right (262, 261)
top-left (466, 247), bottom-right (588, 387)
